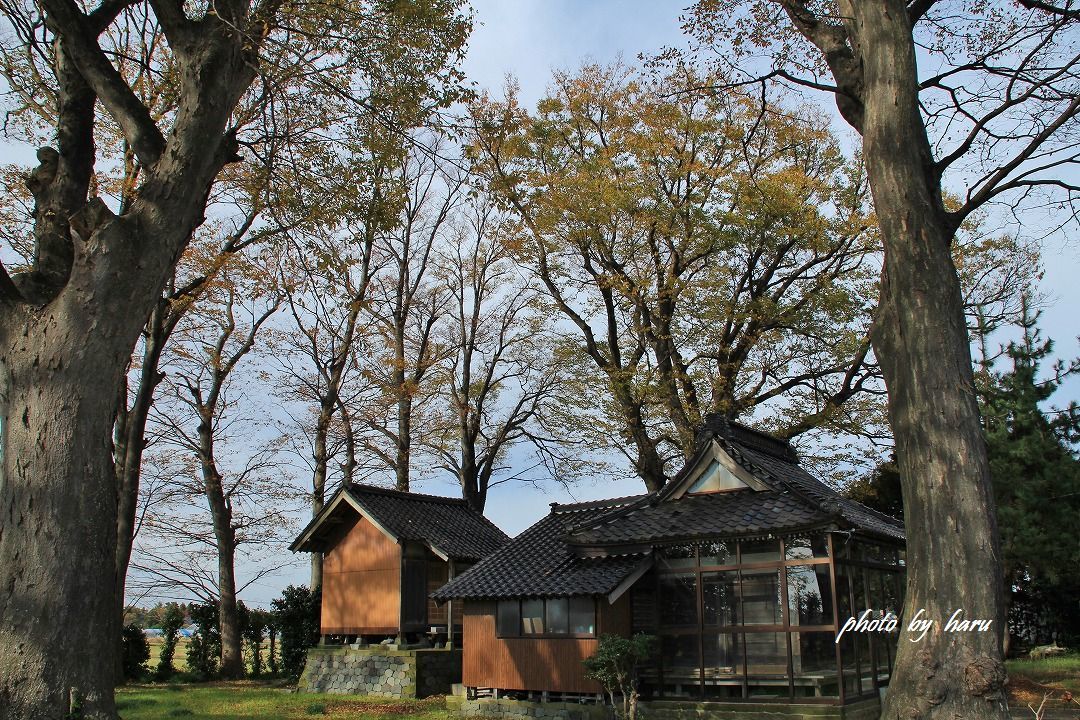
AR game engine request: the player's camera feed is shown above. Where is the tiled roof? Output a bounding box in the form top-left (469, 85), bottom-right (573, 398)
top-left (566, 490), bottom-right (834, 548)
top-left (291, 483), bottom-right (510, 562)
top-left (730, 442), bottom-right (905, 542)
top-left (348, 484), bottom-right (511, 561)
top-left (431, 419), bottom-right (904, 601)
top-left (431, 496), bottom-right (647, 601)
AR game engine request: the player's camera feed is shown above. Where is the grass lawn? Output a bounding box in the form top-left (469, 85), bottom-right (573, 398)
top-left (1006, 652), bottom-right (1080, 717)
top-left (116, 682), bottom-right (449, 720)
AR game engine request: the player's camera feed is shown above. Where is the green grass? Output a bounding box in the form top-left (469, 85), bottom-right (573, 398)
top-left (1007, 651), bottom-right (1080, 693)
top-left (116, 683), bottom-right (449, 720)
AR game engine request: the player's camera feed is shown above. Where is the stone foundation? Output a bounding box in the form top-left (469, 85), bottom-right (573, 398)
top-left (299, 645), bottom-right (462, 698)
top-left (447, 696), bottom-right (608, 720)
top-left (447, 696), bottom-right (880, 720)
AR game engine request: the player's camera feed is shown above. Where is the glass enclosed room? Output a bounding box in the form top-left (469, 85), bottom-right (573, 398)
top-left (630, 534), bottom-right (905, 704)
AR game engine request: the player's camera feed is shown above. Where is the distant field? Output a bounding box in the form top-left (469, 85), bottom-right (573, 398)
top-left (146, 637), bottom-right (192, 672)
top-left (145, 637), bottom-right (275, 675)
top-left (116, 683), bottom-right (448, 720)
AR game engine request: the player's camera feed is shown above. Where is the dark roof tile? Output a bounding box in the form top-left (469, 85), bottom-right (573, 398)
top-left (432, 496), bottom-right (646, 601)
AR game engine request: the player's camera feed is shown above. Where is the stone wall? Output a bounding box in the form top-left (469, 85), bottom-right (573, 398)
top-left (299, 645), bottom-right (462, 698)
top-left (446, 696), bottom-right (608, 720)
top-left (446, 697), bottom-right (881, 720)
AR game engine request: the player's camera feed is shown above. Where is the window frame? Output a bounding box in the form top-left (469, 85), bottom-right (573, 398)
top-left (495, 596), bottom-right (598, 639)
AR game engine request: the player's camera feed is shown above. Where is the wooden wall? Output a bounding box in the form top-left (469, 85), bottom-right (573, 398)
top-left (462, 595), bottom-right (631, 693)
top-left (321, 512), bottom-right (401, 634)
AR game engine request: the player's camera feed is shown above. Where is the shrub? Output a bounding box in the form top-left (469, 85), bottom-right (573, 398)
top-left (243, 607), bottom-right (272, 677)
top-left (122, 623), bottom-right (151, 681)
top-left (155, 604), bottom-right (186, 680)
top-left (272, 585), bottom-right (321, 680)
top-left (186, 602), bottom-right (221, 680)
top-left (583, 633), bottom-right (655, 720)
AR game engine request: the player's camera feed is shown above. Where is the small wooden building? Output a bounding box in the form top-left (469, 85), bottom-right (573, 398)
top-left (291, 483), bottom-right (510, 645)
top-left (433, 417), bottom-right (905, 713)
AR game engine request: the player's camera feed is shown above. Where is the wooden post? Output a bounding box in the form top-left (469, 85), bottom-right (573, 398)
top-left (447, 558), bottom-right (455, 649)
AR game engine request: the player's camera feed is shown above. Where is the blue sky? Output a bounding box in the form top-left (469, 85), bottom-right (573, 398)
top-left (4, 1), bottom-right (1071, 606)
top-left (250, 0), bottom-right (1080, 606)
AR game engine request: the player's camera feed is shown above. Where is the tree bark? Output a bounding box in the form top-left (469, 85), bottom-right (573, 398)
top-left (841, 1), bottom-right (1010, 717)
top-left (0, 3), bottom-right (263, 711)
top-left (1, 300), bottom-right (129, 719)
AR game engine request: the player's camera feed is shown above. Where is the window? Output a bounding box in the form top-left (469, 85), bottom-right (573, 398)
top-left (496, 600), bottom-right (519, 637)
top-left (497, 597), bottom-right (596, 637)
top-left (659, 574), bottom-right (698, 626)
top-left (687, 459), bottom-right (748, 493)
top-left (521, 599), bottom-right (544, 634)
top-left (545, 598), bottom-right (569, 634)
top-left (569, 597), bottom-right (596, 634)
top-left (786, 565), bottom-right (834, 626)
top-left (784, 534), bottom-right (830, 560)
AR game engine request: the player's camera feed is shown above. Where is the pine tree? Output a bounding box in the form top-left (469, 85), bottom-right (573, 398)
top-left (980, 302), bottom-right (1080, 649)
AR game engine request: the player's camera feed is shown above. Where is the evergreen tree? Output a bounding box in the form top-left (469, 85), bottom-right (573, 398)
top-left (845, 455), bottom-right (904, 520)
top-left (980, 304), bottom-right (1080, 649)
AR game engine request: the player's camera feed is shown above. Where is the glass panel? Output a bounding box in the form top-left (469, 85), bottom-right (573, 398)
top-left (661, 634), bottom-right (700, 684)
top-left (836, 566), bottom-right (852, 622)
top-left (787, 564), bottom-right (834, 626)
top-left (745, 632), bottom-right (788, 697)
top-left (858, 632), bottom-right (874, 694)
top-left (882, 572), bottom-right (902, 619)
top-left (853, 567), bottom-right (869, 615)
top-left (688, 459), bottom-right (748, 493)
top-left (702, 571), bottom-right (739, 626)
top-left (740, 538), bottom-right (781, 563)
top-left (569, 597), bottom-right (596, 635)
top-left (660, 545), bottom-right (697, 569)
top-left (784, 534), bottom-right (830, 560)
top-left (521, 599), bottom-right (544, 634)
top-left (741, 568), bottom-right (782, 625)
top-left (703, 632), bottom-right (743, 678)
top-left (545, 598), bottom-right (568, 634)
top-left (496, 600), bottom-right (519, 637)
top-left (838, 630), bottom-right (858, 696)
top-left (700, 541), bottom-right (735, 567)
top-left (791, 632), bottom-right (839, 698)
top-left (659, 574), bottom-right (698, 626)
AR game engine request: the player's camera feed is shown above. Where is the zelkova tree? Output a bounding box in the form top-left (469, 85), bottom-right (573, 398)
top-left (427, 199), bottom-right (571, 512)
top-left (348, 144), bottom-right (466, 491)
top-left (0, 0), bottom-right (469, 716)
top-left (0, 0), bottom-right (274, 715)
top-left (679, 1), bottom-right (1079, 718)
top-left (139, 258), bottom-right (286, 679)
top-left (470, 64), bottom-right (884, 490)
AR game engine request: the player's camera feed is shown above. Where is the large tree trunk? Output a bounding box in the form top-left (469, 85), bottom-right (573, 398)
top-left (849, 1), bottom-right (1010, 717)
top-left (0, 0), bottom-right (263, 712)
top-left (0, 302), bottom-right (131, 719)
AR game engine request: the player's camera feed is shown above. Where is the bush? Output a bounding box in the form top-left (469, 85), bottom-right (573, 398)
top-left (155, 604), bottom-right (186, 680)
top-left (583, 633), bottom-right (655, 720)
top-left (122, 623), bottom-right (151, 681)
top-left (186, 602), bottom-right (221, 680)
top-left (243, 607), bottom-right (272, 677)
top-left (272, 585), bottom-right (321, 680)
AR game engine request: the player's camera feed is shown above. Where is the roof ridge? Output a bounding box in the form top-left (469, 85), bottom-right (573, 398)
top-left (550, 493), bottom-right (648, 513)
top-left (347, 482), bottom-right (470, 507)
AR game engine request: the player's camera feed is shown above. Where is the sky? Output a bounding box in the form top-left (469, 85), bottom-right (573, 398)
top-left (215, 0), bottom-right (1080, 608)
top-left (248, 1), bottom-right (1080, 608)
top-left (3, 1), bottom-right (1075, 608)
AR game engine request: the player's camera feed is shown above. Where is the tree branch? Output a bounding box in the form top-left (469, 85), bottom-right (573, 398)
top-left (39, 0), bottom-right (166, 166)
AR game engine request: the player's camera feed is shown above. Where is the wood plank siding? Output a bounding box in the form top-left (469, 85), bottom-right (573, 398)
top-left (321, 512), bottom-right (401, 634)
top-left (462, 596), bottom-right (631, 693)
